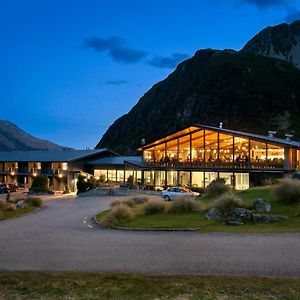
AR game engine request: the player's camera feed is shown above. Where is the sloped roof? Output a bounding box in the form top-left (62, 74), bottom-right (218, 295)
top-left (87, 156), bottom-right (142, 166)
top-left (0, 149), bottom-right (113, 162)
top-left (138, 124), bottom-right (300, 150)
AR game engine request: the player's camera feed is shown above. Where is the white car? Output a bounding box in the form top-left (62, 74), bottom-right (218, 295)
top-left (161, 187), bottom-right (200, 201)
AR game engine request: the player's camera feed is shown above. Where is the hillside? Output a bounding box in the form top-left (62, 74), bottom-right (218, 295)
top-left (0, 120), bottom-right (64, 151)
top-left (96, 49), bottom-right (300, 154)
top-left (241, 20), bottom-right (300, 68)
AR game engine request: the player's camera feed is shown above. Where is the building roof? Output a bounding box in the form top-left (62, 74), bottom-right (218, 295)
top-left (87, 156), bottom-right (142, 166)
top-left (0, 149), bottom-right (113, 162)
top-left (138, 124), bottom-right (300, 150)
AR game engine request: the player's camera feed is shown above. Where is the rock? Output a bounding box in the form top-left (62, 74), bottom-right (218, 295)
top-left (253, 199), bottom-right (271, 212)
top-left (16, 200), bottom-right (25, 208)
top-left (227, 207), bottom-right (252, 222)
top-left (252, 214), bottom-right (288, 223)
top-left (227, 220), bottom-right (244, 226)
top-left (205, 208), bottom-right (221, 220)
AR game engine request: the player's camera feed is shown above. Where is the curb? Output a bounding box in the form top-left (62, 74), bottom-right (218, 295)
top-left (93, 216), bottom-right (200, 232)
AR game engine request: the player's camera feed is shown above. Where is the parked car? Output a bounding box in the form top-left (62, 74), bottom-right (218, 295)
top-left (161, 187), bottom-right (200, 201)
top-left (0, 183), bottom-right (9, 194)
top-left (8, 184), bottom-right (17, 192)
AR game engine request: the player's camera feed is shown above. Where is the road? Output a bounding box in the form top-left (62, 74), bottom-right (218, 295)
top-left (0, 195), bottom-right (300, 277)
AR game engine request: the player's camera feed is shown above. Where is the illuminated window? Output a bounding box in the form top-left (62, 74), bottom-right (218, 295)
top-left (178, 171), bottom-right (190, 186)
top-left (166, 170), bottom-right (177, 186)
top-left (219, 134), bottom-right (233, 162)
top-left (166, 139), bottom-right (178, 162)
top-left (191, 131), bottom-right (204, 162)
top-left (143, 149), bottom-right (154, 162)
top-left (205, 131), bottom-right (218, 162)
top-left (267, 144), bottom-right (284, 162)
top-left (234, 137), bottom-right (249, 162)
top-left (155, 171), bottom-right (166, 187)
top-left (178, 135), bottom-right (190, 162)
top-left (250, 140), bottom-right (267, 162)
top-left (154, 143), bottom-right (166, 162)
top-left (191, 172), bottom-right (204, 187)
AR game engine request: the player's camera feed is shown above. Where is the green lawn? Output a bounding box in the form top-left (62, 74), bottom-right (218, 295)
top-left (0, 271), bottom-right (299, 300)
top-left (0, 205), bottom-right (36, 220)
top-left (96, 186), bottom-right (300, 232)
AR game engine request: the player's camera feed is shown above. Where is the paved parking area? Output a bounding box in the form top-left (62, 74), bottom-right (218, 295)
top-left (0, 194), bottom-right (299, 277)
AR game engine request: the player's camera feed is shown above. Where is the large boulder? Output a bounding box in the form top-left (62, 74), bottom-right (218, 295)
top-left (227, 207), bottom-right (252, 223)
top-left (252, 214), bottom-right (288, 223)
top-left (253, 199), bottom-right (271, 212)
top-left (205, 208), bottom-right (221, 220)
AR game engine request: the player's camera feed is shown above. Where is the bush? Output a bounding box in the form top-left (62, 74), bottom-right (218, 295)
top-left (0, 202), bottom-right (16, 211)
top-left (0, 209), bottom-right (4, 219)
top-left (190, 187), bottom-right (206, 194)
top-left (272, 178), bottom-right (300, 203)
top-left (24, 197), bottom-right (43, 207)
top-left (30, 176), bottom-right (49, 193)
top-left (131, 196), bottom-right (148, 205)
top-left (100, 204), bottom-right (134, 227)
top-left (167, 196), bottom-right (205, 213)
top-left (143, 201), bottom-right (166, 215)
top-left (77, 175), bottom-right (98, 194)
top-left (205, 178), bottom-right (231, 196)
top-left (212, 193), bottom-right (244, 217)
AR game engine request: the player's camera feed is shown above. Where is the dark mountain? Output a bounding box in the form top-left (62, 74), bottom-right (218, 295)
top-left (0, 120), bottom-right (64, 151)
top-left (96, 49), bottom-right (300, 154)
top-left (241, 20), bottom-right (300, 68)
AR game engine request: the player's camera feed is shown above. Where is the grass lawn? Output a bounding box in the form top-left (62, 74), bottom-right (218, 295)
top-left (96, 186), bottom-right (300, 232)
top-left (0, 205), bottom-right (37, 220)
top-left (0, 271), bottom-right (299, 300)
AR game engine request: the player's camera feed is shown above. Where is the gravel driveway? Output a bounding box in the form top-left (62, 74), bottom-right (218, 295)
top-left (0, 195), bottom-right (299, 277)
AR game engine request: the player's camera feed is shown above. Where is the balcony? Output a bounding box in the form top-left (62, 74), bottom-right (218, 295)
top-left (144, 160), bottom-right (285, 171)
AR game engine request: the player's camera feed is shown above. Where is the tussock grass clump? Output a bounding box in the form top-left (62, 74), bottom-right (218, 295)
top-left (101, 204), bottom-right (134, 227)
top-left (212, 193), bottom-right (244, 217)
top-left (131, 196), bottom-right (148, 205)
top-left (24, 197), bottom-right (43, 208)
top-left (0, 209), bottom-right (4, 219)
top-left (0, 202), bottom-right (17, 211)
top-left (167, 196), bottom-right (205, 214)
top-left (272, 178), bottom-right (300, 204)
top-left (143, 201), bottom-right (166, 215)
top-left (205, 179), bottom-right (231, 196)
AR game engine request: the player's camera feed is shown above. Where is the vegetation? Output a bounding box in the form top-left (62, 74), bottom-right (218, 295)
top-left (0, 271), bottom-right (299, 300)
top-left (167, 196), bottom-right (204, 213)
top-left (205, 178), bottom-right (231, 196)
top-left (96, 186), bottom-right (300, 232)
top-left (76, 175), bottom-right (99, 194)
top-left (272, 178), bottom-right (300, 203)
top-left (24, 197), bottom-right (43, 208)
top-left (29, 176), bottom-right (49, 193)
top-left (100, 204), bottom-right (134, 228)
top-left (211, 193), bottom-right (244, 217)
top-left (142, 201), bottom-right (166, 215)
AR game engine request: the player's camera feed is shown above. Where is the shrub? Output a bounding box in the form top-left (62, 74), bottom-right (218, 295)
top-left (167, 196), bottom-right (205, 213)
top-left (24, 197), bottom-right (43, 207)
top-left (0, 202), bottom-right (16, 211)
top-left (77, 175), bottom-right (98, 194)
top-left (0, 209), bottom-right (4, 219)
top-left (205, 178), bottom-right (231, 196)
top-left (212, 193), bottom-right (244, 217)
top-left (100, 204), bottom-right (134, 227)
top-left (110, 200), bottom-right (122, 208)
top-left (272, 178), bottom-right (300, 204)
top-left (131, 196), bottom-right (148, 205)
top-left (30, 176), bottom-right (49, 193)
top-left (143, 201), bottom-right (166, 215)
top-left (190, 187), bottom-right (206, 194)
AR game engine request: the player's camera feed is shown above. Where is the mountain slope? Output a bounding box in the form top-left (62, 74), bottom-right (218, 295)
top-left (241, 20), bottom-right (300, 68)
top-left (96, 49), bottom-right (300, 154)
top-left (0, 120), bottom-right (64, 151)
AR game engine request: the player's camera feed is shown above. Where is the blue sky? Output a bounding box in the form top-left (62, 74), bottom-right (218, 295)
top-left (0, 0), bottom-right (299, 149)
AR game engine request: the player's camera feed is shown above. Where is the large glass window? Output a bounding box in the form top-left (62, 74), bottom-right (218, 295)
top-left (250, 140), bottom-right (267, 162)
top-left (235, 173), bottom-right (249, 190)
top-left (166, 139), bottom-right (178, 162)
top-left (267, 144), bottom-right (284, 163)
top-left (117, 170), bottom-right (124, 182)
top-left (178, 171), bottom-right (190, 186)
top-left (191, 131), bottom-right (204, 162)
top-left (94, 169), bottom-right (107, 180)
top-left (143, 149), bottom-right (154, 162)
top-left (108, 170), bottom-right (117, 181)
top-left (155, 171), bottom-right (166, 187)
top-left (219, 134), bottom-right (233, 162)
top-left (234, 137), bottom-right (249, 162)
top-left (191, 172), bottom-right (204, 187)
top-left (166, 171), bottom-right (177, 186)
top-left (154, 143), bottom-right (166, 162)
top-left (204, 172), bottom-right (218, 187)
top-left (144, 171), bottom-right (154, 186)
top-left (178, 135), bottom-right (190, 162)
top-left (219, 172), bottom-right (234, 187)
top-left (205, 131), bottom-right (218, 162)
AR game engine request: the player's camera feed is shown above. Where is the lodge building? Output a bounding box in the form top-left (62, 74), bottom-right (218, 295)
top-left (133, 124), bottom-right (300, 190)
top-left (0, 124), bottom-right (300, 192)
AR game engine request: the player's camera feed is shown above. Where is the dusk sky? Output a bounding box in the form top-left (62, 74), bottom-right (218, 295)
top-left (1, 0), bottom-right (300, 149)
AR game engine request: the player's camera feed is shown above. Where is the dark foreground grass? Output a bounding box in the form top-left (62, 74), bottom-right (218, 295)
top-left (0, 205), bottom-right (36, 219)
top-left (0, 271), bottom-right (300, 300)
top-left (96, 187), bottom-right (300, 232)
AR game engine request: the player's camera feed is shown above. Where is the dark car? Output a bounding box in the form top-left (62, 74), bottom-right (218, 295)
top-left (8, 184), bottom-right (17, 192)
top-left (0, 183), bottom-right (9, 194)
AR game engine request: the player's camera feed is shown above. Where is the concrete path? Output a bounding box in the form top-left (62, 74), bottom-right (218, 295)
top-left (0, 195), bottom-right (299, 277)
